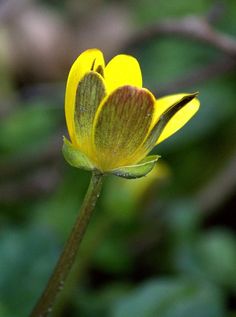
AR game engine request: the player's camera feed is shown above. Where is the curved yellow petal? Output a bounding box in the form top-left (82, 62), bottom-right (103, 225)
top-left (153, 93), bottom-right (200, 144)
top-left (65, 49), bottom-right (105, 144)
top-left (93, 86), bottom-right (155, 171)
top-left (104, 54), bottom-right (142, 94)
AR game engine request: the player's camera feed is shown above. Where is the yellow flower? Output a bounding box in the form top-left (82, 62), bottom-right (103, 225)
top-left (63, 48), bottom-right (200, 178)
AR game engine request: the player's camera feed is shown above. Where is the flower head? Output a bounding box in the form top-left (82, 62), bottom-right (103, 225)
top-left (63, 49), bottom-right (200, 178)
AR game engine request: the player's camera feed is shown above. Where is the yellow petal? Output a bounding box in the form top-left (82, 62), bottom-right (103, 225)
top-left (65, 49), bottom-right (105, 144)
top-left (130, 93), bottom-right (198, 161)
top-left (93, 86), bottom-right (155, 171)
top-left (104, 54), bottom-right (142, 93)
top-left (74, 71), bottom-right (106, 157)
top-left (153, 93), bottom-right (200, 144)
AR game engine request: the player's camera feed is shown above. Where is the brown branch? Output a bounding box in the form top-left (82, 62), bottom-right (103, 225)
top-left (196, 149), bottom-right (236, 214)
top-left (0, 133), bottom-right (62, 179)
top-left (0, 133), bottom-right (62, 202)
top-left (155, 56), bottom-right (236, 96)
top-left (0, 167), bottom-right (60, 203)
top-left (125, 16), bottom-right (236, 57)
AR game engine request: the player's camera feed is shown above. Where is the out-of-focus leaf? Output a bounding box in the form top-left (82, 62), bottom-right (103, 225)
top-left (0, 225), bottom-right (60, 317)
top-left (94, 235), bottom-right (132, 274)
top-left (75, 283), bottom-right (130, 317)
top-left (104, 163), bottom-right (169, 221)
top-left (34, 168), bottom-right (89, 236)
top-left (165, 200), bottom-right (202, 242)
top-left (0, 104), bottom-right (60, 155)
top-left (111, 278), bottom-right (225, 317)
top-left (196, 229), bottom-right (236, 290)
top-left (0, 303), bottom-right (10, 317)
top-left (130, 0), bottom-right (210, 24)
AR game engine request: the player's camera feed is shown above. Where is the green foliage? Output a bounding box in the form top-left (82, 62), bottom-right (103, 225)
top-left (0, 104), bottom-right (60, 155)
top-left (0, 225), bottom-right (59, 317)
top-left (1, 0), bottom-right (236, 316)
top-left (129, 0), bottom-right (211, 24)
top-left (196, 230), bottom-right (236, 290)
top-left (112, 278), bottom-right (225, 317)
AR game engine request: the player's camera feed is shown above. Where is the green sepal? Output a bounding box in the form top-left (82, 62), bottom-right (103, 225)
top-left (62, 137), bottom-right (94, 171)
top-left (111, 155), bottom-right (160, 179)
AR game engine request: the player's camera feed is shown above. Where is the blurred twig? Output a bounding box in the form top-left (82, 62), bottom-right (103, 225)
top-left (124, 13), bottom-right (236, 98)
top-left (0, 133), bottom-right (62, 180)
top-left (156, 57), bottom-right (236, 96)
top-left (196, 149), bottom-right (236, 214)
top-left (0, 167), bottom-right (60, 203)
top-left (0, 0), bottom-right (29, 22)
top-left (126, 16), bottom-right (236, 57)
top-left (0, 131), bottom-right (64, 202)
top-left (206, 1), bottom-right (226, 24)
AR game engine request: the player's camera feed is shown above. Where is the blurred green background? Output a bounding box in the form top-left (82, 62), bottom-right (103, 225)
top-left (0, 0), bottom-right (236, 316)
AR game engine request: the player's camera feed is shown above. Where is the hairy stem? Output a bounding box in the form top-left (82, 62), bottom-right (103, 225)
top-left (30, 171), bottom-right (104, 317)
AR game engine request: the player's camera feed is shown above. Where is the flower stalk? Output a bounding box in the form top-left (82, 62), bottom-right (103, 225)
top-left (30, 171), bottom-right (104, 317)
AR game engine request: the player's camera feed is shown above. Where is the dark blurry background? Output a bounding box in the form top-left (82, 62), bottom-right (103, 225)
top-left (0, 0), bottom-right (236, 316)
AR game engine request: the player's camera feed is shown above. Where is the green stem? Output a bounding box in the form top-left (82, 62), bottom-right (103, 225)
top-left (30, 171), bottom-right (104, 317)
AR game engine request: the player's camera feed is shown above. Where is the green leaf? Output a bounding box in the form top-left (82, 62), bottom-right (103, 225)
top-left (0, 225), bottom-right (59, 317)
top-left (112, 278), bottom-right (225, 317)
top-left (111, 155), bottom-right (160, 179)
top-left (197, 230), bottom-right (236, 289)
top-left (62, 137), bottom-right (94, 171)
top-left (0, 105), bottom-right (59, 155)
